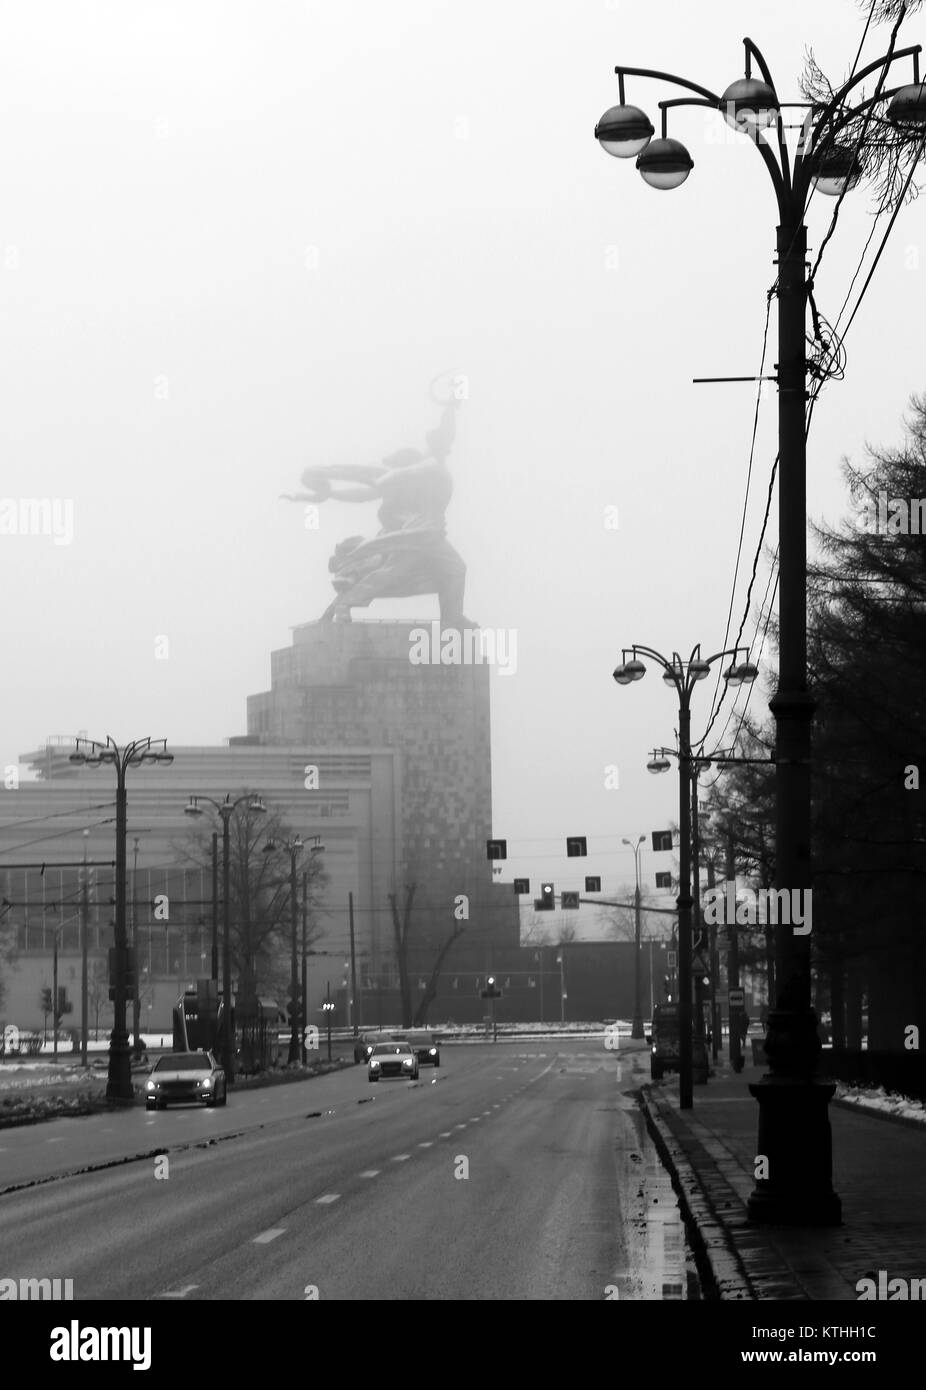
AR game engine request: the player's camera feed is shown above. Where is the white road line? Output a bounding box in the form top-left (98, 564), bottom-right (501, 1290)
top-left (253, 1228), bottom-right (286, 1244)
top-left (392, 1153), bottom-right (411, 1161)
top-left (159, 1285), bottom-right (199, 1298)
top-left (315, 1193), bottom-right (341, 1204)
top-left (417, 1141), bottom-right (433, 1148)
top-left (45, 1138), bottom-right (64, 1144)
top-left (454, 1123), bottom-right (467, 1130)
top-left (359, 1170), bottom-right (380, 1178)
top-left (438, 1131), bottom-right (453, 1138)
top-left (469, 1117), bottom-right (481, 1123)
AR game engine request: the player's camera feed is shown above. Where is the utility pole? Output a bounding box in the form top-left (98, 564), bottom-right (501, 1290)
top-left (691, 761), bottom-right (708, 1081)
top-left (131, 837), bottom-right (142, 1057)
top-left (211, 832), bottom-right (219, 983)
top-left (301, 871), bottom-right (308, 1063)
top-left (80, 834), bottom-right (89, 1068)
top-left (349, 892), bottom-right (359, 1035)
top-left (52, 915), bottom-right (59, 1063)
top-left (538, 948), bottom-right (544, 1024)
top-left (622, 835), bottom-right (646, 1038)
top-left (725, 829), bottom-right (742, 1071)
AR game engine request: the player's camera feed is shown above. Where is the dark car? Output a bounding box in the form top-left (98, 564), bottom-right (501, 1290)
top-left (368, 1041), bottom-right (419, 1082)
top-left (145, 1051), bottom-right (227, 1109)
top-left (649, 1004), bottom-right (680, 1081)
top-left (406, 1030), bottom-right (440, 1067)
top-left (353, 1033), bottom-right (377, 1064)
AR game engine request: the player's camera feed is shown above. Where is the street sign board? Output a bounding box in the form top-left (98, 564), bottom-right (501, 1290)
top-left (666, 951), bottom-right (677, 969)
top-left (728, 988), bottom-right (745, 1007)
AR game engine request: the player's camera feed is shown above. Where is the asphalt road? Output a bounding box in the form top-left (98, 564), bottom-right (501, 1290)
top-left (0, 1040), bottom-right (699, 1300)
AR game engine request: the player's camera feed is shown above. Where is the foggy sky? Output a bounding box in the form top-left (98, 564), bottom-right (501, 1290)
top-left (1, 0), bottom-right (923, 903)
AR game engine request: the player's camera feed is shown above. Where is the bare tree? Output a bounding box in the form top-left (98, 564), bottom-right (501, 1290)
top-left (389, 885), bottom-right (416, 1028)
top-left (177, 795), bottom-right (326, 1005)
top-left (520, 912), bottom-right (552, 948)
top-left (87, 957), bottom-right (110, 1038)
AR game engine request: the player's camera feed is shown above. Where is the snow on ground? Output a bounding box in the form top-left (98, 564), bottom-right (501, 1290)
top-left (834, 1081), bottom-right (926, 1125)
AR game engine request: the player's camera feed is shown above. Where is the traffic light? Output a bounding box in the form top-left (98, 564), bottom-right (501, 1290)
top-left (481, 975), bottom-right (502, 999)
top-left (535, 882), bottom-right (555, 911)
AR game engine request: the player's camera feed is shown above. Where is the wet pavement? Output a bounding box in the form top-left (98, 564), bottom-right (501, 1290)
top-left (639, 1048), bottom-right (926, 1300)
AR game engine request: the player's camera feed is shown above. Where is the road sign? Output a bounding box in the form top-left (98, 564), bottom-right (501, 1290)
top-left (304, 1025), bottom-right (319, 1049)
top-left (728, 989), bottom-right (745, 1008)
top-left (666, 950), bottom-right (677, 969)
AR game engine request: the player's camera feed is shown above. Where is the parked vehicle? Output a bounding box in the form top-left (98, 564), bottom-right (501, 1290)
top-left (649, 1003), bottom-right (680, 1081)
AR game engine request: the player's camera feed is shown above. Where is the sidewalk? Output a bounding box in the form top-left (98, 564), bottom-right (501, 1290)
top-left (639, 1051), bottom-right (926, 1300)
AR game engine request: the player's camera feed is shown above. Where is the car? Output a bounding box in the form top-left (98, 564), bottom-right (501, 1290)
top-left (406, 1030), bottom-right (440, 1067)
top-left (649, 1003), bottom-right (680, 1081)
top-left (353, 1033), bottom-right (377, 1064)
top-left (367, 1041), bottom-right (419, 1082)
top-left (145, 1051), bottom-right (227, 1109)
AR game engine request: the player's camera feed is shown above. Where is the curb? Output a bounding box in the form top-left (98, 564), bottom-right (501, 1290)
top-left (638, 1085), bottom-right (810, 1302)
top-left (638, 1086), bottom-right (755, 1301)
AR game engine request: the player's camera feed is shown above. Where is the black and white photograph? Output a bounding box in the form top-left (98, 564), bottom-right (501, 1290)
top-left (1, 0), bottom-right (925, 1362)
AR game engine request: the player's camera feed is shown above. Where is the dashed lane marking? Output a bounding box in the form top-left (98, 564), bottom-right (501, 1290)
top-left (359, 1170), bottom-right (380, 1178)
top-left (253, 1229), bottom-right (286, 1244)
top-left (315, 1193), bottom-right (341, 1204)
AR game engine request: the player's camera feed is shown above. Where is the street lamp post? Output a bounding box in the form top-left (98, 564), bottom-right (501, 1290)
top-left (615, 644), bottom-right (756, 1108)
top-left (597, 33), bottom-right (926, 1221)
top-left (131, 836), bottom-right (142, 1058)
top-left (70, 736), bottom-right (173, 1102)
top-left (622, 835), bottom-right (646, 1039)
top-left (184, 793), bottom-right (267, 1084)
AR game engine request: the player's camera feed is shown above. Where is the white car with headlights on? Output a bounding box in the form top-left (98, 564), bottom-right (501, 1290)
top-left (145, 1051), bottom-right (227, 1109)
